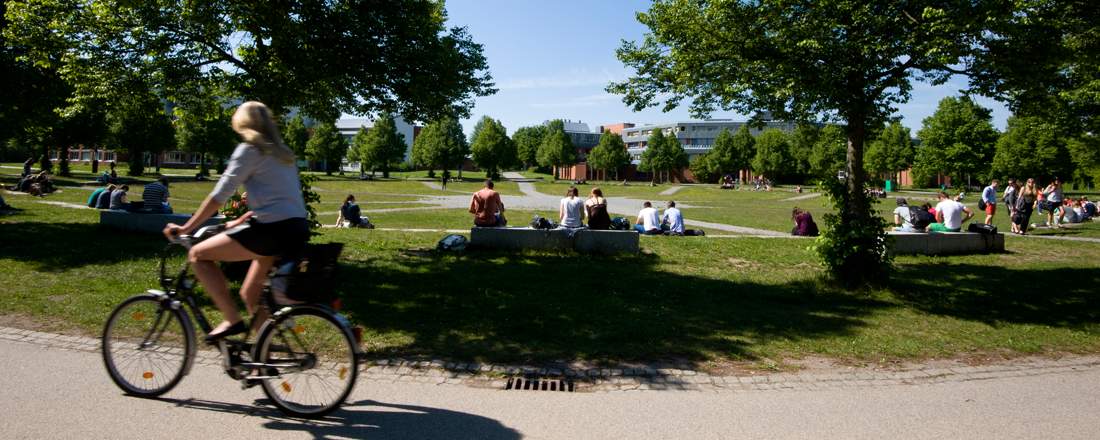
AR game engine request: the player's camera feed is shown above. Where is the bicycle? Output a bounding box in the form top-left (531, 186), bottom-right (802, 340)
top-left (100, 225), bottom-right (362, 417)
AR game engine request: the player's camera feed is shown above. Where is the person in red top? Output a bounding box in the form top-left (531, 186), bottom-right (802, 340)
top-left (469, 179), bottom-right (506, 227)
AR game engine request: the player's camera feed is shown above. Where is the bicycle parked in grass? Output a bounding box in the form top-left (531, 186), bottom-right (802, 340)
top-left (100, 225), bottom-right (361, 417)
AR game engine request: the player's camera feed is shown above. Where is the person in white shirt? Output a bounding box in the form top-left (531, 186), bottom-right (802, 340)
top-left (634, 201), bottom-right (661, 234)
top-left (661, 200), bottom-right (685, 235)
top-left (892, 197), bottom-right (916, 232)
top-left (558, 186), bottom-right (585, 228)
top-left (928, 191), bottom-right (973, 232)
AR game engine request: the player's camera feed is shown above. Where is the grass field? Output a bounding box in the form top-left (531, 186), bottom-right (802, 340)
top-left (3, 164), bottom-right (1100, 371)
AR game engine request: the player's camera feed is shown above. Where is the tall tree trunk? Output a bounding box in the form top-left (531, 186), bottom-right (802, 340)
top-left (39, 146), bottom-right (52, 173)
top-left (199, 152), bottom-right (209, 176)
top-left (59, 145), bottom-right (71, 177)
top-left (845, 117), bottom-right (868, 217)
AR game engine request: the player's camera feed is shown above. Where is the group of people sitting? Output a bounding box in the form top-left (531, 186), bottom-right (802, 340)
top-left (14, 171), bottom-right (56, 196)
top-left (892, 194), bottom-right (969, 233)
top-left (87, 177), bottom-right (173, 213)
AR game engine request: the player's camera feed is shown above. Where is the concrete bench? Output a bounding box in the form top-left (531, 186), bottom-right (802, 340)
top-left (99, 210), bottom-right (223, 233)
top-left (469, 227), bottom-right (639, 254)
top-left (889, 231), bottom-right (1004, 255)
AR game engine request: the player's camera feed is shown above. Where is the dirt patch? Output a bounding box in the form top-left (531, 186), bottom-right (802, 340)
top-left (726, 258), bottom-right (759, 269)
top-left (0, 313), bottom-right (93, 337)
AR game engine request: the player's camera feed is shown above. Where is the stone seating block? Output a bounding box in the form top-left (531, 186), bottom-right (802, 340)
top-left (99, 210), bottom-right (223, 233)
top-left (889, 231), bottom-right (1004, 255)
top-left (469, 227), bottom-right (639, 254)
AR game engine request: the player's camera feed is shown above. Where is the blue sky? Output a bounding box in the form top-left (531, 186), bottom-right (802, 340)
top-left (444, 0), bottom-right (1009, 136)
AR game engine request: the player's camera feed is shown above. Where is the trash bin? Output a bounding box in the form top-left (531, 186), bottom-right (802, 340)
top-left (885, 180), bottom-right (893, 192)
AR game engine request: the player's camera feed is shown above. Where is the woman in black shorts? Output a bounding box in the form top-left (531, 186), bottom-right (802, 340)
top-left (164, 101), bottom-right (309, 342)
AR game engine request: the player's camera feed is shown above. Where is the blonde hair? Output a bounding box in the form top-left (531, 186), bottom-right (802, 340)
top-left (231, 101), bottom-right (296, 165)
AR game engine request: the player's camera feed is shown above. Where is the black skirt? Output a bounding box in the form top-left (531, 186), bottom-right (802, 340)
top-left (226, 217), bottom-right (310, 257)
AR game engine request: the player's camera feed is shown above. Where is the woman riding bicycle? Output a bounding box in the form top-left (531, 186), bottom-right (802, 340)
top-left (163, 101), bottom-right (309, 343)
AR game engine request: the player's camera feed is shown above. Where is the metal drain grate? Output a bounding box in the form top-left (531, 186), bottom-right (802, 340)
top-left (505, 376), bottom-right (575, 392)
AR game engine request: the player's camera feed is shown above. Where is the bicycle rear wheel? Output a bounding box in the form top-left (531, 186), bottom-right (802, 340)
top-left (102, 295), bottom-right (193, 397)
top-left (255, 307), bottom-right (359, 417)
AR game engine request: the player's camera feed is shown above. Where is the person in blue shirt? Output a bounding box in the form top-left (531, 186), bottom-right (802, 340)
top-left (981, 179), bottom-right (999, 225)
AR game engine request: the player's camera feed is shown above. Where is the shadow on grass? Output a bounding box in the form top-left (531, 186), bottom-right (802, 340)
top-left (336, 249), bottom-right (889, 366)
top-left (0, 221), bottom-right (167, 271)
top-left (891, 264), bottom-right (1100, 327)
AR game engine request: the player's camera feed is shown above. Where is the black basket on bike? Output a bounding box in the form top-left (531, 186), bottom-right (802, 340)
top-left (270, 242), bottom-right (344, 304)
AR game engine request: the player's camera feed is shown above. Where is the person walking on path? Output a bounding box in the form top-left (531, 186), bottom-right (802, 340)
top-left (469, 179), bottom-right (506, 227)
top-left (163, 101), bottom-right (310, 342)
top-left (981, 179), bottom-right (999, 225)
top-left (441, 170), bottom-right (450, 191)
top-left (1003, 179), bottom-right (1019, 233)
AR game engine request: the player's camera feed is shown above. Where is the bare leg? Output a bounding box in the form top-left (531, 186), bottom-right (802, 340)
top-left (241, 257), bottom-right (275, 334)
top-left (189, 234), bottom-right (265, 333)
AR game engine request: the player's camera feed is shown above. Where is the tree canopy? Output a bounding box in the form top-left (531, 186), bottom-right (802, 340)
top-left (469, 116), bottom-right (514, 180)
top-left (353, 113), bottom-right (407, 178)
top-left (536, 120), bottom-right (576, 178)
top-left (587, 131), bottom-right (631, 180)
top-left (5, 0), bottom-right (496, 121)
top-left (107, 90), bottom-right (175, 176)
top-left (411, 116), bottom-right (467, 175)
top-left (173, 87), bottom-right (237, 176)
top-left (751, 129), bottom-right (792, 181)
top-left (913, 96), bottom-right (999, 185)
top-left (639, 129), bottom-right (688, 183)
top-left (284, 114), bottom-right (311, 160)
top-left (809, 125), bottom-right (848, 179)
top-left (710, 126), bottom-right (755, 177)
top-left (306, 121), bottom-right (347, 175)
top-left (864, 122), bottom-right (914, 181)
top-left (990, 116), bottom-right (1072, 183)
top-left (511, 125), bottom-right (546, 169)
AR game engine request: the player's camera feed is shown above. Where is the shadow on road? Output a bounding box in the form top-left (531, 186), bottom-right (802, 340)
top-left (157, 397), bottom-right (521, 439)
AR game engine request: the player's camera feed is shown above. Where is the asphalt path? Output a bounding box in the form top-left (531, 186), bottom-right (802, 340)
top-left (3, 339), bottom-right (1099, 439)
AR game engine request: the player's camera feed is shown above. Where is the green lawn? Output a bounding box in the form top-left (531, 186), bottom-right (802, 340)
top-left (3, 166), bottom-right (1100, 371)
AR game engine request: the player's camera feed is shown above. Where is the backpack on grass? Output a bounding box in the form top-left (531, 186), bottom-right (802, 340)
top-left (609, 217), bottom-right (631, 231)
top-left (530, 214), bottom-right (556, 230)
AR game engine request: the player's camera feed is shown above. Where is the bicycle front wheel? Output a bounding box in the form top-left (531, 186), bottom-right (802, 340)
top-left (102, 295), bottom-right (193, 397)
top-left (256, 307), bottom-right (359, 417)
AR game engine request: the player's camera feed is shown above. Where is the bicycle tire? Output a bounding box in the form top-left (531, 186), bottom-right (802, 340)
top-left (255, 307), bottom-right (359, 417)
top-left (102, 294), bottom-right (193, 397)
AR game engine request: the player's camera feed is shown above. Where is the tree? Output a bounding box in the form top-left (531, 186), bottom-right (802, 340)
top-left (469, 116), bottom-right (514, 180)
top-left (638, 129), bottom-right (687, 183)
top-left (1067, 135), bottom-right (1100, 185)
top-left (864, 122), bottom-right (914, 184)
top-left (347, 126), bottom-right (370, 178)
top-left (512, 125), bottom-right (546, 169)
top-left (173, 87), bottom-right (236, 177)
top-left (689, 153), bottom-right (720, 183)
top-left (990, 116), bottom-right (1072, 183)
top-left (284, 114), bottom-right (311, 160)
top-left (787, 123), bottom-right (820, 181)
top-left (708, 126), bottom-right (755, 178)
top-left (354, 113), bottom-right (407, 178)
top-left (608, 0), bottom-right (1049, 284)
top-left (913, 96), bottom-right (999, 186)
top-left (6, 0), bottom-right (495, 122)
top-left (752, 129), bottom-right (792, 181)
top-left (106, 91), bottom-right (175, 176)
top-left (306, 121), bottom-right (347, 175)
top-left (809, 125), bottom-right (848, 179)
top-left (536, 120), bottom-right (576, 179)
top-left (587, 131), bottom-right (631, 181)
top-left (411, 116), bottom-right (467, 177)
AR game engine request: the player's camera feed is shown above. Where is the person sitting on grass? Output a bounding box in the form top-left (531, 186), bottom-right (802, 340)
top-left (790, 207), bottom-right (819, 236)
top-left (1082, 197), bottom-right (1096, 220)
top-left (558, 186), bottom-right (585, 228)
top-left (928, 191), bottom-right (973, 232)
top-left (142, 177), bottom-right (172, 214)
top-left (336, 194), bottom-right (373, 228)
top-left (584, 187), bottom-right (611, 230)
top-left (470, 179), bottom-right (506, 227)
top-left (1062, 199), bottom-right (1082, 224)
top-left (634, 201), bottom-right (662, 235)
top-left (661, 200), bottom-right (685, 235)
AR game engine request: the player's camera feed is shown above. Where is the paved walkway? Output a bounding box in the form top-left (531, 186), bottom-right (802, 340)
top-left (658, 185), bottom-right (683, 196)
top-left (780, 192), bottom-right (823, 202)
